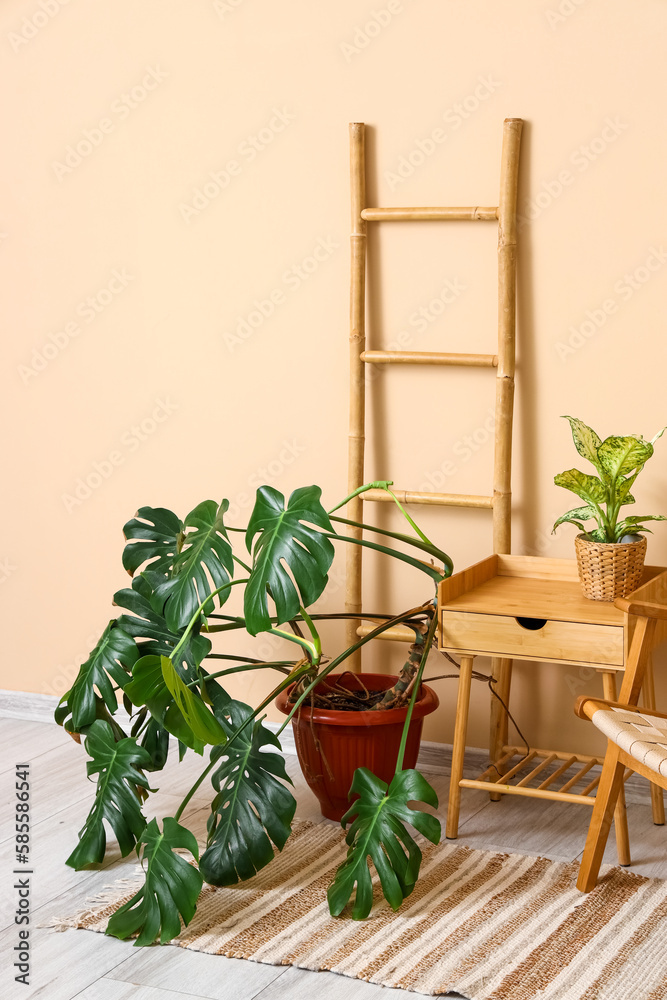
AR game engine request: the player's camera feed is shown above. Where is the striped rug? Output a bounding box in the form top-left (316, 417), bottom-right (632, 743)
top-left (51, 821), bottom-right (667, 998)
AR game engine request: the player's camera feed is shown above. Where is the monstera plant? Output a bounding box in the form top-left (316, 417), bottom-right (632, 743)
top-left (57, 480), bottom-right (452, 944)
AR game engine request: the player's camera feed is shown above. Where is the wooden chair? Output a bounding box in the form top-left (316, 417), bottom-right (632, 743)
top-left (575, 596), bottom-right (667, 892)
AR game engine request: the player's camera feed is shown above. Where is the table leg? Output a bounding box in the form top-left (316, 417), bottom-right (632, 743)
top-left (446, 655), bottom-right (475, 840)
top-left (642, 655), bottom-right (665, 825)
top-left (489, 657), bottom-right (512, 801)
top-left (600, 669), bottom-right (631, 866)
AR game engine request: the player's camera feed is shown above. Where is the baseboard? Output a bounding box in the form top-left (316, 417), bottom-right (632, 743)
top-left (0, 690), bottom-right (657, 807)
top-left (0, 689), bottom-right (61, 724)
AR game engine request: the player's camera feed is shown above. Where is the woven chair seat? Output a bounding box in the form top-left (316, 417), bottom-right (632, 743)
top-left (591, 707), bottom-right (667, 778)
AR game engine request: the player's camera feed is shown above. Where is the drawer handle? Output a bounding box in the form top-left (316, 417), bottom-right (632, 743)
top-left (515, 616), bottom-right (547, 631)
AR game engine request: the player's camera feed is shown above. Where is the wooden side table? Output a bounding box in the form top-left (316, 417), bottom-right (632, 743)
top-left (438, 554), bottom-right (667, 864)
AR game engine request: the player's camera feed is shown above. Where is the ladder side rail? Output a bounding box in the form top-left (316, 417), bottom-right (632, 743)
top-left (492, 118), bottom-right (522, 555)
top-left (490, 118), bottom-right (523, 781)
top-left (346, 123), bottom-right (367, 670)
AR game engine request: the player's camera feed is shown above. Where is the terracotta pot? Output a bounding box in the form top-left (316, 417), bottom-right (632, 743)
top-left (275, 672), bottom-right (439, 821)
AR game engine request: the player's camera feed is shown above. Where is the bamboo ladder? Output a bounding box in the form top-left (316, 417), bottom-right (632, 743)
top-left (345, 118), bottom-right (523, 769)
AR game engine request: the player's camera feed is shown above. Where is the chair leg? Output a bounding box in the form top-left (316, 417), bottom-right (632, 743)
top-left (489, 657), bottom-right (512, 802)
top-left (577, 741), bottom-right (627, 892)
top-left (601, 670), bottom-right (631, 865)
top-left (642, 656), bottom-right (665, 825)
top-left (446, 655), bottom-right (475, 840)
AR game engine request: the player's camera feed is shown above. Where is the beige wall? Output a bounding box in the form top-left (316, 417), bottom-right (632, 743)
top-left (3, 0), bottom-right (667, 759)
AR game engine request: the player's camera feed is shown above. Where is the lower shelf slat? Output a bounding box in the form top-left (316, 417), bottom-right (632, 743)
top-left (457, 745), bottom-right (630, 806)
top-left (458, 778), bottom-right (597, 806)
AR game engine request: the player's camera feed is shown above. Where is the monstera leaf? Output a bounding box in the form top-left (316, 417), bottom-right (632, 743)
top-left (114, 574), bottom-right (211, 678)
top-left (135, 715), bottom-right (170, 772)
top-left (198, 690), bottom-right (296, 886)
top-left (122, 506), bottom-right (184, 578)
top-left (59, 621), bottom-right (139, 731)
top-left (244, 485), bottom-right (334, 635)
top-left (66, 720), bottom-right (152, 869)
top-left (56, 692), bottom-right (129, 744)
top-left (150, 501), bottom-right (234, 631)
top-left (124, 654), bottom-right (225, 753)
top-left (106, 817), bottom-right (203, 946)
top-left (160, 655), bottom-right (227, 746)
top-left (327, 768), bottom-right (441, 920)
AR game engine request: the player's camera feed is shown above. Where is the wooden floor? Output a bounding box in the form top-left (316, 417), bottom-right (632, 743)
top-left (2, 717), bottom-right (666, 1000)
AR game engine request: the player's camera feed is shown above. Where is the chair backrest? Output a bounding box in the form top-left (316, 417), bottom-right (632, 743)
top-left (615, 597), bottom-right (665, 705)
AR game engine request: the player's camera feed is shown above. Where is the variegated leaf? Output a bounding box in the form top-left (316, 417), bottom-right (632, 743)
top-left (554, 470), bottom-right (607, 506)
top-left (552, 505), bottom-right (596, 533)
top-left (561, 416), bottom-right (602, 470)
top-left (597, 436), bottom-right (654, 479)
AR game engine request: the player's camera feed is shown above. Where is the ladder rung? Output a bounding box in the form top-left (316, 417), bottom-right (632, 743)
top-left (362, 489), bottom-right (493, 509)
top-left (361, 207), bottom-right (498, 222)
top-left (361, 350), bottom-right (498, 368)
top-left (356, 624), bottom-right (413, 643)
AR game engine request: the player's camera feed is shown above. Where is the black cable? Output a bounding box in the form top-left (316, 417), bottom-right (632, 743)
top-left (430, 649), bottom-right (533, 776)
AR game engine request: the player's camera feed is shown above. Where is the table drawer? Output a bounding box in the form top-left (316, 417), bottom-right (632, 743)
top-left (439, 611), bottom-right (624, 665)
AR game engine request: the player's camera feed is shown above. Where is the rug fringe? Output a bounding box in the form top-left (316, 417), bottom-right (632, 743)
top-left (38, 867), bottom-right (146, 931)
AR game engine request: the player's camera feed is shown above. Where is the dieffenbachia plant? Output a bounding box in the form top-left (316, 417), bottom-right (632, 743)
top-left (56, 481), bottom-right (452, 944)
top-left (553, 416), bottom-right (666, 543)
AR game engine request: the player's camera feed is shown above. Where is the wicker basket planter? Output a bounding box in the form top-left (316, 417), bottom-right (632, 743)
top-left (574, 533), bottom-right (647, 602)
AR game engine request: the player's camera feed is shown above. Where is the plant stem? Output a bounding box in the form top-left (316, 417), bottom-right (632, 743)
top-left (207, 611), bottom-right (429, 625)
top-left (275, 603), bottom-right (432, 734)
top-left (173, 757), bottom-right (217, 822)
top-left (171, 579), bottom-right (249, 663)
top-left (329, 514), bottom-right (452, 573)
top-left (298, 606), bottom-right (321, 658)
top-left (232, 554), bottom-right (252, 574)
top-left (327, 480), bottom-right (394, 514)
top-left (268, 627), bottom-right (319, 663)
top-left (324, 533), bottom-right (445, 583)
top-left (185, 662), bottom-right (294, 687)
top-left (384, 487), bottom-right (433, 546)
top-left (394, 603), bottom-right (439, 773)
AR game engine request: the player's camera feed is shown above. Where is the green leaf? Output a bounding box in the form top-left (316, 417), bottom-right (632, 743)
top-left (597, 436), bottom-right (654, 479)
top-left (327, 768), bottom-right (441, 920)
top-left (244, 486), bottom-right (335, 635)
top-left (554, 470), bottom-right (608, 507)
top-left (199, 690), bottom-right (296, 886)
top-left (124, 655), bottom-right (204, 753)
top-left (137, 717), bottom-right (170, 772)
top-left (153, 500), bottom-right (234, 631)
top-left (106, 817), bottom-right (203, 946)
top-left (60, 622), bottom-right (139, 731)
top-left (552, 505), bottom-right (596, 533)
top-left (616, 475), bottom-right (637, 506)
top-left (561, 416), bottom-right (603, 471)
top-left (66, 720), bottom-right (151, 869)
top-left (614, 515), bottom-right (667, 540)
top-left (587, 527), bottom-right (609, 542)
top-left (160, 656), bottom-right (227, 746)
top-left (115, 575), bottom-right (211, 677)
top-left (122, 506), bottom-right (184, 578)
top-left (58, 693), bottom-right (130, 744)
